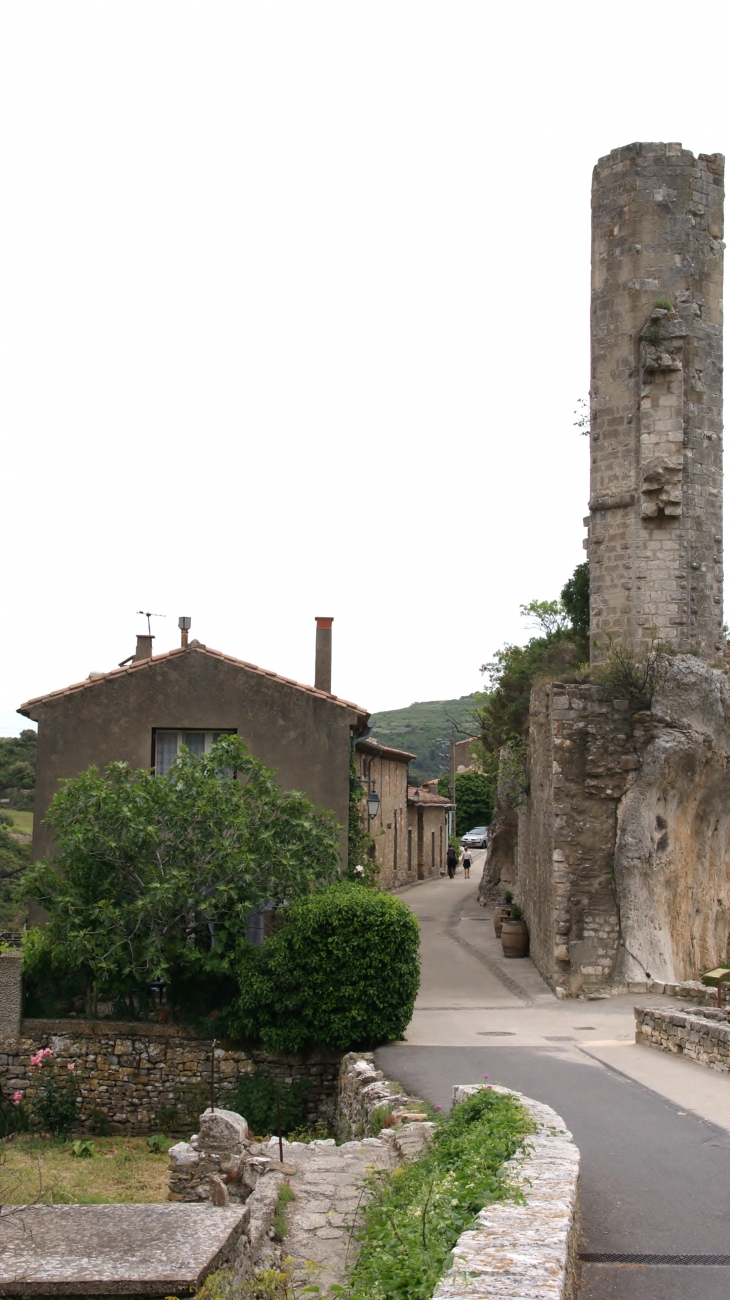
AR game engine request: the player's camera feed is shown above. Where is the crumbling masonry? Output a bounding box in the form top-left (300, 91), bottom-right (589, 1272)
top-left (482, 144), bottom-right (730, 995)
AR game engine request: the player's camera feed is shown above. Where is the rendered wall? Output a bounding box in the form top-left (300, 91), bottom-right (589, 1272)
top-left (589, 143), bottom-right (724, 661)
top-left (25, 647), bottom-right (358, 862)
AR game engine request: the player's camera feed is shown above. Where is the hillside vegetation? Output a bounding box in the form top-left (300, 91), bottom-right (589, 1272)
top-left (0, 730), bottom-right (36, 809)
top-left (368, 696), bottom-right (478, 784)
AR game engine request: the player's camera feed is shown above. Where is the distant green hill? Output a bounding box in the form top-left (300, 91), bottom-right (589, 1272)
top-left (367, 696), bottom-right (478, 783)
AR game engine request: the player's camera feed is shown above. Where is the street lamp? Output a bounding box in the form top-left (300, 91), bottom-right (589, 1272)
top-left (367, 787), bottom-right (380, 820)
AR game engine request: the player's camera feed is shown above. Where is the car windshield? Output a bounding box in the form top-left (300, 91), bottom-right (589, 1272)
top-left (467, 827), bottom-right (486, 835)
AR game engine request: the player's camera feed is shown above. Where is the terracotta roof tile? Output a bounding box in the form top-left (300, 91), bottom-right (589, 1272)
top-left (407, 784), bottom-right (453, 807)
top-left (18, 644), bottom-right (369, 721)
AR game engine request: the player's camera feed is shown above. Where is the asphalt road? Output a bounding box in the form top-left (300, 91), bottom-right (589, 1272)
top-left (377, 870), bottom-right (730, 1299)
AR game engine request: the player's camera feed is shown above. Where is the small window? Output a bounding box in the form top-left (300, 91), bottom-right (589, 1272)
top-left (153, 729), bottom-right (236, 776)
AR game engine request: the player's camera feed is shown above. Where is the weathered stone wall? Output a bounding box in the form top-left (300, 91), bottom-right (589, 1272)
top-left (589, 142), bottom-right (724, 663)
top-left (434, 1085), bottom-right (580, 1300)
top-left (511, 681), bottom-right (636, 995)
top-left (635, 1005), bottom-right (730, 1074)
top-left (0, 951), bottom-right (22, 1036)
top-left (0, 1019), bottom-right (341, 1134)
top-left (507, 656), bottom-right (730, 995)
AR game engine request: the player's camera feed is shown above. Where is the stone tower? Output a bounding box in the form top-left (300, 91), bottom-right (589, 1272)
top-left (588, 143), bottom-right (724, 662)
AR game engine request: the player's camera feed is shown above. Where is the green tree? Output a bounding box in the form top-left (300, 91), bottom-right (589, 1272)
top-left (560, 560), bottom-right (590, 660)
top-left (475, 561), bottom-right (589, 760)
top-left (0, 730), bottom-right (37, 809)
top-left (22, 735), bottom-right (342, 1017)
top-left (437, 770), bottom-right (493, 836)
top-left (0, 811), bottom-right (30, 931)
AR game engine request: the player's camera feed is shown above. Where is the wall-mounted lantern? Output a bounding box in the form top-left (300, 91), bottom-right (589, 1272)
top-left (367, 787), bottom-right (380, 820)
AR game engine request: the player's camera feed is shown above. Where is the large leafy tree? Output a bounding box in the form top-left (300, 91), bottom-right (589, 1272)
top-left (22, 735), bottom-right (342, 1016)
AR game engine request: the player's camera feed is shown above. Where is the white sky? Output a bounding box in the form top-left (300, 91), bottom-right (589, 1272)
top-left (2, 1), bottom-right (729, 734)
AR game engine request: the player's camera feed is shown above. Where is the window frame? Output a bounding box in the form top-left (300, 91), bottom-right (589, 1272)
top-left (151, 728), bottom-right (237, 776)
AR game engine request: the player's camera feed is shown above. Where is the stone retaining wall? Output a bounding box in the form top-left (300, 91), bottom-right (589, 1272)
top-left (635, 1005), bottom-right (730, 1073)
top-left (0, 1019), bottom-right (341, 1134)
top-left (433, 1086), bottom-right (580, 1300)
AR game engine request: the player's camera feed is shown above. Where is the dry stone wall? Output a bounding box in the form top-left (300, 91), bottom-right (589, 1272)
top-left (433, 1086), bottom-right (580, 1300)
top-left (0, 1019), bottom-right (341, 1135)
top-left (635, 1005), bottom-right (730, 1074)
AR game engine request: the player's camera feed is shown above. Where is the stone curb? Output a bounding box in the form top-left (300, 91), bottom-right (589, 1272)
top-left (431, 1085), bottom-right (580, 1300)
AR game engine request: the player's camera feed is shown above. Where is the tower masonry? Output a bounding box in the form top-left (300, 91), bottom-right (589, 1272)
top-left (589, 142), bottom-right (724, 661)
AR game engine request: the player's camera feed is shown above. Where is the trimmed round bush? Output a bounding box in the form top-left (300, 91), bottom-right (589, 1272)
top-left (232, 882), bottom-right (420, 1052)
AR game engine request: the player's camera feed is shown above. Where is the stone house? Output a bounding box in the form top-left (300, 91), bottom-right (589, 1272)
top-left (19, 621), bottom-right (369, 867)
top-left (407, 784), bottom-right (452, 881)
top-left (355, 738), bottom-right (452, 888)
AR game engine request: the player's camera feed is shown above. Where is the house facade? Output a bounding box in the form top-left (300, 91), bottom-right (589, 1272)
top-left (355, 737), bottom-right (452, 889)
top-left (20, 632), bottom-right (368, 865)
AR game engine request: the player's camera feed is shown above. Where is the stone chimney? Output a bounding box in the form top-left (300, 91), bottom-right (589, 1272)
top-left (133, 635), bottom-right (154, 661)
top-left (315, 617), bottom-right (333, 693)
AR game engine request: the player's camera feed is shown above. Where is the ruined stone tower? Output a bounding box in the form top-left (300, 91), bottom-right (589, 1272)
top-left (482, 143), bottom-right (730, 997)
top-left (589, 143), bottom-right (724, 661)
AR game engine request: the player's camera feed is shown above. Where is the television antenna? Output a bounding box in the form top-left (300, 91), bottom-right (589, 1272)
top-left (137, 611), bottom-right (166, 636)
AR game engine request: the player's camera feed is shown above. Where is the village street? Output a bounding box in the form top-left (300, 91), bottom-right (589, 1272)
top-left (377, 859), bottom-right (730, 1300)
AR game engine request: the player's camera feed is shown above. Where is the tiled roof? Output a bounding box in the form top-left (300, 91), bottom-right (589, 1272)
top-left (18, 644), bottom-right (370, 721)
top-left (407, 784), bottom-right (453, 807)
top-left (355, 737), bottom-right (417, 764)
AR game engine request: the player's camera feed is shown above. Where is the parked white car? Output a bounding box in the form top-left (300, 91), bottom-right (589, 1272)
top-left (461, 826), bottom-right (488, 848)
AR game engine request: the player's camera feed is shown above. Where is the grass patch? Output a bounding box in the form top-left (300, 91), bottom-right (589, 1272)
top-left (0, 1133), bottom-right (171, 1204)
top-left (349, 1087), bottom-right (533, 1300)
top-left (3, 809), bottom-right (33, 834)
top-left (272, 1181), bottom-right (296, 1241)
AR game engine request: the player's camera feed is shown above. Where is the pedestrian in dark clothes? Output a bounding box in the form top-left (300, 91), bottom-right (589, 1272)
top-left (446, 846), bottom-right (457, 878)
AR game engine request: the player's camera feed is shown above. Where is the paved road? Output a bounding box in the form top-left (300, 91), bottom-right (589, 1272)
top-left (376, 867), bottom-right (730, 1299)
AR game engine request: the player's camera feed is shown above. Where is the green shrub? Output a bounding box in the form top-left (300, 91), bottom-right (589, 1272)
top-left (34, 1075), bottom-right (79, 1137)
top-left (350, 1087), bottom-right (533, 1300)
top-left (231, 1073), bottom-right (311, 1136)
top-left (146, 1134), bottom-right (169, 1154)
top-left (231, 882), bottom-right (420, 1053)
top-left (70, 1139), bottom-right (95, 1158)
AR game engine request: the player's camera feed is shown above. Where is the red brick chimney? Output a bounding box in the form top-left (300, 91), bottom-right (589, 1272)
top-left (315, 617), bottom-right (333, 693)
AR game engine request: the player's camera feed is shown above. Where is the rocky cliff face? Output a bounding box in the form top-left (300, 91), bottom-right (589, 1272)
top-left (478, 655), bottom-right (730, 996)
top-left (615, 655), bottom-right (730, 984)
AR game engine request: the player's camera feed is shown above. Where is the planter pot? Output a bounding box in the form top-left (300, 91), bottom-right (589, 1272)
top-left (501, 918), bottom-right (529, 958)
top-left (493, 907), bottom-right (511, 938)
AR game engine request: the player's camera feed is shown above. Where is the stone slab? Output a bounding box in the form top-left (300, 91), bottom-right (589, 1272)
top-left (0, 1203), bottom-right (246, 1297)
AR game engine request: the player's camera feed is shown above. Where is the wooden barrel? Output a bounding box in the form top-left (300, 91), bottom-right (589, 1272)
top-left (501, 918), bottom-right (529, 958)
top-left (493, 907), bottom-right (510, 937)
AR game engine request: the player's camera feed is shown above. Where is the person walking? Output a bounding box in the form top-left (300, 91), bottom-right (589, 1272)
top-left (446, 845), bottom-right (457, 879)
top-left (462, 849), bottom-right (472, 879)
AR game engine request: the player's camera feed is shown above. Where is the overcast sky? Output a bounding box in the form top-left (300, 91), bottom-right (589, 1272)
top-left (2, 1), bottom-right (729, 734)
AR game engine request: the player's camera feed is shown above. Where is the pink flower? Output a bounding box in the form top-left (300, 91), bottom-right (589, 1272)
top-left (43, 1048), bottom-right (53, 1057)
top-left (12, 1091), bottom-right (22, 1105)
top-left (486, 1085), bottom-right (493, 1090)
top-left (483, 1074), bottom-right (489, 1080)
top-left (434, 1105), bottom-right (442, 1111)
top-left (67, 1063), bottom-right (75, 1071)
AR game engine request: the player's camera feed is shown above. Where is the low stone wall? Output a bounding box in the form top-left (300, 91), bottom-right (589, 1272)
top-left (433, 1086), bottom-right (580, 1300)
top-left (0, 1019), bottom-right (341, 1135)
top-left (635, 1005), bottom-right (730, 1073)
